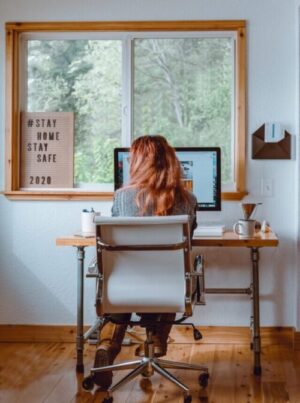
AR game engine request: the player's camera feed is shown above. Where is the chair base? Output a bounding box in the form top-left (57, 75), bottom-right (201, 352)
top-left (87, 356), bottom-right (208, 401)
top-left (83, 329), bottom-right (209, 402)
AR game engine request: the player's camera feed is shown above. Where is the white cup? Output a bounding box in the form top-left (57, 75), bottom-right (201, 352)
top-left (81, 211), bottom-right (100, 234)
top-left (233, 219), bottom-right (255, 238)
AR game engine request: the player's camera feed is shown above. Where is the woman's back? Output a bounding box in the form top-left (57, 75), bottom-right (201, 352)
top-left (112, 187), bottom-right (197, 233)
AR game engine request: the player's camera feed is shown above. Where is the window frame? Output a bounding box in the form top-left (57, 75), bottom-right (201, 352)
top-left (4, 20), bottom-right (247, 201)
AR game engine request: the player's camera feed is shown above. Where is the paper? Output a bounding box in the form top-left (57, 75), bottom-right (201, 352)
top-left (264, 123), bottom-right (284, 143)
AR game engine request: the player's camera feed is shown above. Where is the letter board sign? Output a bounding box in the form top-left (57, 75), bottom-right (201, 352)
top-left (21, 112), bottom-right (74, 188)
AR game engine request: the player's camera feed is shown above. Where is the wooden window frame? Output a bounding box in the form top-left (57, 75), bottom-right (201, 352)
top-left (4, 20), bottom-right (247, 201)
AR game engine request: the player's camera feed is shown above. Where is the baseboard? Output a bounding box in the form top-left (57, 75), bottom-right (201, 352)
top-left (169, 325), bottom-right (294, 347)
top-left (0, 324), bottom-right (295, 348)
top-left (293, 330), bottom-right (300, 350)
top-left (0, 324), bottom-right (82, 343)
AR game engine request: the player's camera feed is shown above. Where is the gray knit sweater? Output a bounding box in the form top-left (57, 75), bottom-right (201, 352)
top-left (111, 187), bottom-right (197, 234)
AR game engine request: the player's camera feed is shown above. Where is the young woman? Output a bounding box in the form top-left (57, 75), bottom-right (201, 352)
top-left (94, 135), bottom-right (197, 389)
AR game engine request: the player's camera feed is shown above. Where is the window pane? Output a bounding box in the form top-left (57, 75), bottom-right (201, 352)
top-left (133, 38), bottom-right (233, 184)
top-left (27, 39), bottom-right (122, 189)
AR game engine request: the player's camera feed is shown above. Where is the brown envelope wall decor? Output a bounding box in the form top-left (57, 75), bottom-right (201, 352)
top-left (252, 124), bottom-right (291, 159)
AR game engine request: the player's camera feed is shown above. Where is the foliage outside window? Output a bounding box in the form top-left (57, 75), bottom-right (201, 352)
top-left (27, 39), bottom-right (122, 190)
top-left (4, 21), bottom-right (246, 200)
top-left (133, 37), bottom-right (234, 184)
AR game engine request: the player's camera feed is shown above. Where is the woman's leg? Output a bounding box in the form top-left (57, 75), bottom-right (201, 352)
top-left (154, 313), bottom-right (176, 355)
top-left (93, 314), bottom-right (131, 388)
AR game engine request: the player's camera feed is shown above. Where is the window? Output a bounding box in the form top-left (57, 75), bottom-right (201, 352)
top-left (5, 21), bottom-right (246, 200)
top-left (27, 38), bottom-right (123, 190)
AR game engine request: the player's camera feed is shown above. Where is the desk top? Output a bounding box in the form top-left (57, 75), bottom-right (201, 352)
top-left (192, 231), bottom-right (278, 247)
top-left (56, 231), bottom-right (279, 248)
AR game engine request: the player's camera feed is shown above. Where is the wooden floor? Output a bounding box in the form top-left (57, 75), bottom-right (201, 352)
top-left (1, 341), bottom-right (300, 403)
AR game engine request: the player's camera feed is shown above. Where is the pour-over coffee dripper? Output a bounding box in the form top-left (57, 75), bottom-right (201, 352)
top-left (241, 203), bottom-right (262, 220)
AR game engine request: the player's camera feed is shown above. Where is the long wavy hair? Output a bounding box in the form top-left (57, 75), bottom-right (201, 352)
top-left (128, 135), bottom-right (189, 216)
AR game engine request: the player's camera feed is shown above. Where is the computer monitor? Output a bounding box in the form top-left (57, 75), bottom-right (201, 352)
top-left (114, 147), bottom-right (221, 211)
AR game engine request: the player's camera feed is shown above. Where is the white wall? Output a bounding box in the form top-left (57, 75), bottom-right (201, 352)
top-left (295, 0), bottom-right (300, 331)
top-left (0, 0), bottom-right (298, 328)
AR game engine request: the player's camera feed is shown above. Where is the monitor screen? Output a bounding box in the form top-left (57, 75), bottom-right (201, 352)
top-left (114, 147), bottom-right (221, 211)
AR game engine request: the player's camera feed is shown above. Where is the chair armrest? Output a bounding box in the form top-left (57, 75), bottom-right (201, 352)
top-left (86, 256), bottom-right (104, 315)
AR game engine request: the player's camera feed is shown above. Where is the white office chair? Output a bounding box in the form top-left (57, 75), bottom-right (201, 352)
top-left (82, 215), bottom-right (209, 403)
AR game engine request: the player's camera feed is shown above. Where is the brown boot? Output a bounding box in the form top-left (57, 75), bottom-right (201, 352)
top-left (93, 322), bottom-right (127, 389)
top-left (154, 313), bottom-right (175, 356)
top-left (135, 313), bottom-right (176, 358)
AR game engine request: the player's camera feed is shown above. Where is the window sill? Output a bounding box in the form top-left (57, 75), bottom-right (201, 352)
top-left (2, 190), bottom-right (247, 201)
top-left (2, 190), bottom-right (114, 201)
top-left (222, 191), bottom-right (248, 201)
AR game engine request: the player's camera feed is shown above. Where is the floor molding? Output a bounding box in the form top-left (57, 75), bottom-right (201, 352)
top-left (0, 324), bottom-right (296, 348)
top-left (294, 330), bottom-right (300, 350)
top-left (170, 325), bottom-right (294, 347)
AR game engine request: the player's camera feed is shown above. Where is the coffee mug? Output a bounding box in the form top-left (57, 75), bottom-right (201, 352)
top-left (233, 219), bottom-right (255, 238)
top-left (81, 210), bottom-right (100, 234)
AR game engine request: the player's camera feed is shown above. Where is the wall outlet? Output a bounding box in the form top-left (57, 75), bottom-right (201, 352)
top-left (261, 178), bottom-right (273, 197)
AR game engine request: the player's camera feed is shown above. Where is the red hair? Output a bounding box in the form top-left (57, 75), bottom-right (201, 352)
top-left (128, 135), bottom-right (189, 216)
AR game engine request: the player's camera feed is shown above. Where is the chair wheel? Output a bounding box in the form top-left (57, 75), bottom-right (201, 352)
top-left (184, 396), bottom-right (192, 403)
top-left (102, 397), bottom-right (113, 403)
top-left (193, 328), bottom-right (202, 341)
top-left (199, 372), bottom-right (209, 388)
top-left (82, 375), bottom-right (94, 390)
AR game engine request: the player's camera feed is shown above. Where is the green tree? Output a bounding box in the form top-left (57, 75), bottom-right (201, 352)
top-left (27, 36), bottom-right (233, 186)
top-left (133, 38), bottom-right (232, 183)
top-left (27, 39), bottom-right (122, 185)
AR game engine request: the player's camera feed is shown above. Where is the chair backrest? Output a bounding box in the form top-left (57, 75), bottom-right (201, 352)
top-left (94, 215), bottom-right (193, 316)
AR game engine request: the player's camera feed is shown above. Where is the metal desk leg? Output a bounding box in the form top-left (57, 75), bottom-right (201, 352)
top-left (76, 246), bottom-right (85, 373)
top-left (251, 247), bottom-right (262, 375)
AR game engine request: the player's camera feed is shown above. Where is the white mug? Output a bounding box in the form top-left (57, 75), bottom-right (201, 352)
top-left (81, 210), bottom-right (100, 234)
top-left (233, 219), bottom-right (255, 238)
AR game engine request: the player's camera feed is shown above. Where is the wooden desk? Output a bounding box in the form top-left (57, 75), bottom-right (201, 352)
top-left (56, 231), bottom-right (279, 374)
top-left (193, 231), bottom-right (278, 376)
